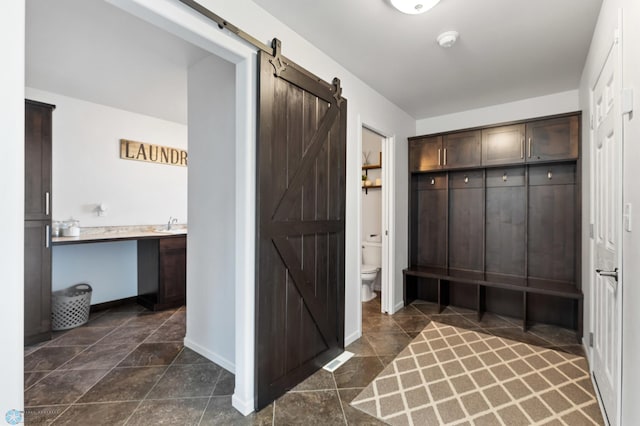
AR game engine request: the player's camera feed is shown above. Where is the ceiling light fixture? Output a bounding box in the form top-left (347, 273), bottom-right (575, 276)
top-left (390, 0), bottom-right (441, 15)
top-left (437, 30), bottom-right (459, 48)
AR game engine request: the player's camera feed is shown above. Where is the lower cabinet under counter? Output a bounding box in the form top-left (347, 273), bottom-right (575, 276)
top-left (137, 236), bottom-right (186, 311)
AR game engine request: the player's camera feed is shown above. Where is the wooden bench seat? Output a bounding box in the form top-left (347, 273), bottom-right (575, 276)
top-left (403, 266), bottom-right (583, 339)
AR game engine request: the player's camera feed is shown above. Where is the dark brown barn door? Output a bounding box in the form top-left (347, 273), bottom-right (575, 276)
top-left (255, 45), bottom-right (347, 409)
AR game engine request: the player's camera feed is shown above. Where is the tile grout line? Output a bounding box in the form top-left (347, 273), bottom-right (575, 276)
top-left (331, 366), bottom-right (349, 425)
top-left (121, 310), bottom-right (185, 425)
top-left (38, 307), bottom-right (179, 424)
top-left (38, 307), bottom-right (144, 424)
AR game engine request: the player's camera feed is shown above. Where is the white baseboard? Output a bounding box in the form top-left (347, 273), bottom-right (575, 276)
top-left (183, 337), bottom-right (235, 373)
top-left (391, 300), bottom-right (405, 314)
top-left (344, 328), bottom-right (362, 347)
top-left (232, 393), bottom-right (255, 416)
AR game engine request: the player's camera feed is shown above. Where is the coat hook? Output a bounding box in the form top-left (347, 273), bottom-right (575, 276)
top-left (464, 176), bottom-right (469, 184)
top-left (502, 173), bottom-right (508, 182)
top-left (547, 170), bottom-right (553, 179)
top-left (430, 177), bottom-right (435, 185)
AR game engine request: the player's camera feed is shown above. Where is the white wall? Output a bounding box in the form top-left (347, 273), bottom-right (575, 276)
top-left (579, 0), bottom-right (640, 423)
top-left (52, 241), bottom-right (137, 303)
top-left (24, 87), bottom-right (188, 228)
top-left (185, 54), bottom-right (236, 372)
top-left (416, 90), bottom-right (580, 135)
top-left (0, 0), bottom-right (25, 416)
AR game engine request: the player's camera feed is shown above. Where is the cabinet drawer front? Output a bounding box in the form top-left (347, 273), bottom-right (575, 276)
top-left (159, 236), bottom-right (186, 251)
top-left (529, 163), bottom-right (576, 186)
top-left (486, 167), bottom-right (525, 187)
top-left (409, 136), bottom-right (441, 171)
top-left (449, 170), bottom-right (483, 189)
top-left (482, 124), bottom-right (525, 166)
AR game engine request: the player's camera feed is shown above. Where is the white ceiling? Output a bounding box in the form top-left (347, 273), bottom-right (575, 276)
top-left (26, 0), bottom-right (603, 124)
top-left (253, 0), bottom-right (603, 119)
top-left (26, 0), bottom-right (211, 125)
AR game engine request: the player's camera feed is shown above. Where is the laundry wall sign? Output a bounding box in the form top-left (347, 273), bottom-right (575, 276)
top-left (119, 139), bottom-right (187, 167)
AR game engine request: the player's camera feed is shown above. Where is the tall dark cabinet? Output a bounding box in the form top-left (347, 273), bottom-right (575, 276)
top-left (405, 112), bottom-right (582, 334)
top-left (24, 100), bottom-right (55, 345)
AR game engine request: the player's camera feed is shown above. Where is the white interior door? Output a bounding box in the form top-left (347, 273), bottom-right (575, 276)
top-left (591, 32), bottom-right (623, 426)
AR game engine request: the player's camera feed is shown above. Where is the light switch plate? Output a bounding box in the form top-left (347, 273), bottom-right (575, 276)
top-left (624, 203), bottom-right (632, 232)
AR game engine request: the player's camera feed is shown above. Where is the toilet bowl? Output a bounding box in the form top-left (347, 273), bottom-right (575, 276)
top-left (361, 264), bottom-right (379, 302)
top-left (361, 236), bottom-right (382, 302)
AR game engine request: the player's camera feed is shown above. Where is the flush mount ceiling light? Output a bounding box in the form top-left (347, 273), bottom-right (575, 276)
top-left (390, 0), bottom-right (441, 15)
top-left (437, 30), bottom-right (459, 48)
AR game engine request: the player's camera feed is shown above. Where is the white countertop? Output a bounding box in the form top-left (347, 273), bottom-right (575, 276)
top-left (52, 225), bottom-right (187, 245)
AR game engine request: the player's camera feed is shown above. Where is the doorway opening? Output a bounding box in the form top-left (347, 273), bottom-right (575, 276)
top-left (358, 124), bottom-right (395, 332)
top-left (24, 0), bottom-right (257, 415)
top-left (360, 128), bottom-right (384, 305)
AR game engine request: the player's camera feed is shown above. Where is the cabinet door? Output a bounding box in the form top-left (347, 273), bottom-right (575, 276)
top-left (527, 163), bottom-right (577, 290)
top-left (443, 130), bottom-right (481, 169)
top-left (485, 167), bottom-right (526, 285)
top-left (24, 220), bottom-right (51, 344)
top-left (482, 124), bottom-right (525, 166)
top-left (412, 173), bottom-right (447, 268)
top-left (159, 237), bottom-right (186, 305)
top-left (25, 101), bottom-right (53, 221)
top-left (526, 115), bottom-right (579, 162)
top-left (448, 171), bottom-right (484, 274)
top-left (409, 136), bottom-right (442, 171)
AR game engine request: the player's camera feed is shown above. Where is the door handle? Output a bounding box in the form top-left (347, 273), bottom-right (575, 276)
top-left (520, 138), bottom-right (524, 159)
top-left (45, 191), bottom-right (50, 216)
top-left (443, 148), bottom-right (447, 166)
top-left (596, 268), bottom-right (618, 282)
top-left (45, 225), bottom-right (50, 249)
top-left (528, 138), bottom-right (532, 158)
top-left (438, 148), bottom-right (441, 166)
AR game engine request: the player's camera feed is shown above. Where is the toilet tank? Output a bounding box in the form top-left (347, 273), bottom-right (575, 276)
top-left (362, 240), bottom-right (382, 268)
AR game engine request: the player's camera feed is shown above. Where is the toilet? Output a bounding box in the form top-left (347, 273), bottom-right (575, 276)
top-left (361, 236), bottom-right (382, 302)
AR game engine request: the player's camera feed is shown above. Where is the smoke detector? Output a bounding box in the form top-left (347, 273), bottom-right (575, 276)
top-left (437, 31), bottom-right (459, 48)
top-left (390, 0), bottom-right (441, 15)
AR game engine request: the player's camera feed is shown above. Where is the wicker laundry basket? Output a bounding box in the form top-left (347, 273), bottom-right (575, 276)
top-left (51, 283), bottom-right (93, 330)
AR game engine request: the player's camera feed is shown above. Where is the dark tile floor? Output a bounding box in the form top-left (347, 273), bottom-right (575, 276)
top-left (24, 297), bottom-right (584, 425)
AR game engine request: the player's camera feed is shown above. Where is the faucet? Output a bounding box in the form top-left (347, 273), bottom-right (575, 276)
top-left (167, 217), bottom-right (178, 230)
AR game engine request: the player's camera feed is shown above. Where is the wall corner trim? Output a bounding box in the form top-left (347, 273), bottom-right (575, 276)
top-left (231, 393), bottom-right (255, 416)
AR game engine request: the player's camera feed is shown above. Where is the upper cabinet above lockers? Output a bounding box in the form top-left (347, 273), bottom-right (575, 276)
top-left (410, 113), bottom-right (580, 171)
top-left (409, 130), bottom-right (481, 172)
top-left (482, 124), bottom-right (526, 166)
top-left (525, 115), bottom-right (579, 162)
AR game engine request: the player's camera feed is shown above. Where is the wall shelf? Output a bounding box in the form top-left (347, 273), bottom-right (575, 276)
top-left (362, 184), bottom-right (381, 194)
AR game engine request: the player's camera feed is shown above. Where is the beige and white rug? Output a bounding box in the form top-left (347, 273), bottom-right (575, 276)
top-left (351, 322), bottom-right (604, 425)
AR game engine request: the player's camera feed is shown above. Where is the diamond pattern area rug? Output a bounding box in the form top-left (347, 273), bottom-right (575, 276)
top-left (351, 322), bottom-right (604, 425)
